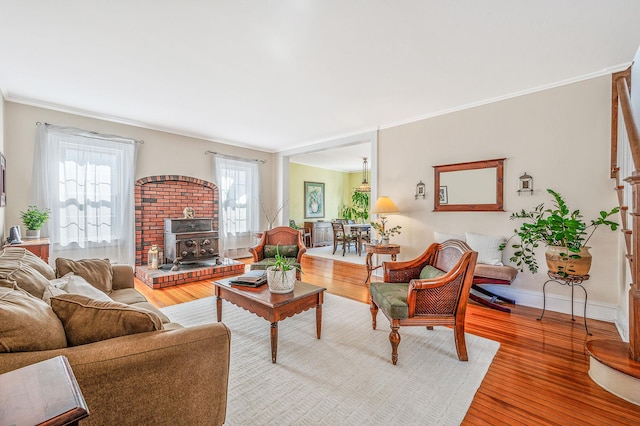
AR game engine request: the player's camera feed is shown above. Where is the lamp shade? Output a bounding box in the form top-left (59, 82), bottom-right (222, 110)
top-left (371, 196), bottom-right (399, 215)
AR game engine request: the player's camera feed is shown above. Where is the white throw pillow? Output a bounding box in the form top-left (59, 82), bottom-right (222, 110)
top-left (45, 273), bottom-right (112, 303)
top-left (433, 232), bottom-right (465, 243)
top-left (42, 283), bottom-right (68, 305)
top-left (465, 232), bottom-right (505, 266)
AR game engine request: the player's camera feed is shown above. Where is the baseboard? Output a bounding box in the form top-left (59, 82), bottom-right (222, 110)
top-left (478, 284), bottom-right (619, 323)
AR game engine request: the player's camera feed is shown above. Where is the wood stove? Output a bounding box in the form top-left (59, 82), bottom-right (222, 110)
top-left (164, 218), bottom-right (220, 271)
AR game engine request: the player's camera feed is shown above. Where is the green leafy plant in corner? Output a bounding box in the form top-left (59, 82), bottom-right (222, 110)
top-left (500, 189), bottom-right (619, 274)
top-left (20, 206), bottom-right (51, 230)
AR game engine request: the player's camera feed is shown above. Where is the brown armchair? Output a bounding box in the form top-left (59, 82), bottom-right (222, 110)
top-left (249, 226), bottom-right (306, 279)
top-left (370, 239), bottom-right (478, 365)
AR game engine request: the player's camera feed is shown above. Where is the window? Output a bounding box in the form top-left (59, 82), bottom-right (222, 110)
top-left (33, 125), bottom-right (137, 265)
top-left (213, 155), bottom-right (259, 258)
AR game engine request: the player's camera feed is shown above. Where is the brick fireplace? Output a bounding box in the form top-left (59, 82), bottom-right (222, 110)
top-left (134, 175), bottom-right (244, 288)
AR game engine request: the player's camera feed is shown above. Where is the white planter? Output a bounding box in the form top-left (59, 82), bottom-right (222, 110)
top-left (266, 267), bottom-right (296, 293)
top-left (25, 229), bottom-right (40, 239)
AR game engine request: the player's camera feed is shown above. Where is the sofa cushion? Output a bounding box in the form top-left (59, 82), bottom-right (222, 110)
top-left (55, 258), bottom-right (114, 293)
top-left (43, 273), bottom-right (112, 305)
top-left (370, 282), bottom-right (410, 319)
top-left (419, 265), bottom-right (446, 279)
top-left (0, 262), bottom-right (51, 298)
top-left (0, 280), bottom-right (67, 352)
top-left (465, 232), bottom-right (505, 266)
top-left (0, 247), bottom-right (56, 279)
top-left (110, 287), bottom-right (149, 305)
top-left (51, 294), bottom-right (164, 346)
top-left (264, 244), bottom-right (299, 258)
top-left (128, 301), bottom-right (171, 324)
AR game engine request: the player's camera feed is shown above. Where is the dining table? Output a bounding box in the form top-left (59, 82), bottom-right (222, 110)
top-left (343, 223), bottom-right (371, 255)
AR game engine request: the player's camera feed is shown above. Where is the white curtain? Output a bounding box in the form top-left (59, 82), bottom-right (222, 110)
top-left (32, 124), bottom-right (137, 265)
top-left (212, 155), bottom-right (259, 259)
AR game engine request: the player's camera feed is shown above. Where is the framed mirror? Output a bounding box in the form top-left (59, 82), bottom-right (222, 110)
top-left (433, 158), bottom-right (505, 212)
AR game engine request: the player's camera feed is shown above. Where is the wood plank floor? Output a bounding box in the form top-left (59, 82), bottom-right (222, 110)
top-left (135, 254), bottom-right (640, 424)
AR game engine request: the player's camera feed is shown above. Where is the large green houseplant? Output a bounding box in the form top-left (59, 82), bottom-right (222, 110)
top-left (340, 191), bottom-right (369, 223)
top-left (501, 189), bottom-right (619, 276)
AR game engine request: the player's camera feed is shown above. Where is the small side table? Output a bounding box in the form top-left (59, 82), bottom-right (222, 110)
top-left (0, 355), bottom-right (89, 425)
top-left (538, 271), bottom-right (592, 335)
top-left (363, 243), bottom-right (400, 284)
top-left (3, 237), bottom-right (50, 264)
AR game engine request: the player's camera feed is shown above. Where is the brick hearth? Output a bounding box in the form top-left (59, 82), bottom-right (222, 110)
top-left (136, 258), bottom-right (245, 289)
top-left (134, 175), bottom-right (244, 287)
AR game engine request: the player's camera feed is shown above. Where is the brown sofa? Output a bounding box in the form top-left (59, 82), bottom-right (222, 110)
top-left (0, 248), bottom-right (230, 425)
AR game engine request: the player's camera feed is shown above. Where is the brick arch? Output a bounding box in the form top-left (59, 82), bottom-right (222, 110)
top-left (134, 175), bottom-right (219, 265)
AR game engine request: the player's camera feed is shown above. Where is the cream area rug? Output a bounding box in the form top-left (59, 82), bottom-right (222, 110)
top-left (161, 293), bottom-right (499, 425)
top-left (304, 245), bottom-right (367, 265)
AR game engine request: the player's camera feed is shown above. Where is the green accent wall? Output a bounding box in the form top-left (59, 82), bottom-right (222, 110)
top-left (289, 163), bottom-right (367, 225)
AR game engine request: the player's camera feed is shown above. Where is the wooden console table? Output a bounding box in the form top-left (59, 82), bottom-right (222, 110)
top-left (363, 242), bottom-right (400, 284)
top-left (4, 237), bottom-right (50, 264)
top-left (0, 355), bottom-right (89, 425)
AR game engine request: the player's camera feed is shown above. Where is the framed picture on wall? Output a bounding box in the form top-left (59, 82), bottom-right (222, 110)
top-left (439, 186), bottom-right (448, 205)
top-left (0, 153), bottom-right (5, 207)
top-left (304, 181), bottom-right (325, 218)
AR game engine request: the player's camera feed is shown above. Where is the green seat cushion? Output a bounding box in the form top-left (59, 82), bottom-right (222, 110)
top-left (251, 259), bottom-right (301, 271)
top-left (370, 282), bottom-right (409, 319)
top-left (419, 265), bottom-right (446, 279)
top-left (263, 244), bottom-right (299, 258)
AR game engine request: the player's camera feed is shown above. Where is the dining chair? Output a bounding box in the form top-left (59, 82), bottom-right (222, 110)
top-left (331, 222), bottom-right (358, 256)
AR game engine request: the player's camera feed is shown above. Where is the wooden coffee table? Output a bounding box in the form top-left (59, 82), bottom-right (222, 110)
top-left (213, 278), bottom-right (326, 363)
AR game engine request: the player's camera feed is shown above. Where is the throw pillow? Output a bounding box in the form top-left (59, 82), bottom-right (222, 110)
top-left (433, 232), bottom-right (465, 243)
top-left (51, 294), bottom-right (164, 346)
top-left (0, 247), bottom-right (56, 279)
top-left (264, 245), bottom-right (299, 258)
top-left (55, 258), bottom-right (114, 293)
top-left (0, 281), bottom-right (67, 352)
top-left (465, 232), bottom-right (505, 266)
top-left (43, 273), bottom-right (112, 305)
top-left (419, 265), bottom-right (446, 279)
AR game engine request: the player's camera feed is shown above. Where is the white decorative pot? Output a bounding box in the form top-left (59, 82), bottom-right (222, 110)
top-left (266, 267), bottom-right (296, 293)
top-left (25, 229), bottom-right (40, 239)
top-left (545, 245), bottom-right (592, 276)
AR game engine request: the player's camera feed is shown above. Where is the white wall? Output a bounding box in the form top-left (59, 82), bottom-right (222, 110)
top-left (4, 102), bottom-right (276, 234)
top-left (378, 75), bottom-right (622, 323)
top-left (0, 92), bottom-right (5, 242)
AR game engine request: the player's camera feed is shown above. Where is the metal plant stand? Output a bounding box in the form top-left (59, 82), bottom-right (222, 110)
top-left (538, 271), bottom-right (591, 335)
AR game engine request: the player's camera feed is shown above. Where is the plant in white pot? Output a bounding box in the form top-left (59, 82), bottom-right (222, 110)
top-left (501, 189), bottom-right (619, 276)
top-left (20, 206), bottom-right (50, 239)
top-left (266, 245), bottom-right (301, 293)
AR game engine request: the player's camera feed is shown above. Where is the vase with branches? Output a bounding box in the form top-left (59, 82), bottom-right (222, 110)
top-left (259, 198), bottom-right (289, 230)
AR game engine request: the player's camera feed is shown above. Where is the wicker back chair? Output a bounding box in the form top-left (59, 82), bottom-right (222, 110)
top-left (331, 222), bottom-right (358, 256)
top-left (369, 239), bottom-right (478, 364)
top-left (248, 226), bottom-right (306, 279)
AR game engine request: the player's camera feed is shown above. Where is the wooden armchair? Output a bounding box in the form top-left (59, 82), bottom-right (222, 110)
top-left (370, 239), bottom-right (478, 364)
top-left (248, 226), bottom-right (306, 279)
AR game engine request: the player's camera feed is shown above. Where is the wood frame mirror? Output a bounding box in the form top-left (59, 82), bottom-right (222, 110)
top-left (433, 158), bottom-right (505, 212)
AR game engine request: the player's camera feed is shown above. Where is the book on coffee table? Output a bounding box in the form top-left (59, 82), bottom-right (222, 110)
top-left (230, 270), bottom-right (267, 287)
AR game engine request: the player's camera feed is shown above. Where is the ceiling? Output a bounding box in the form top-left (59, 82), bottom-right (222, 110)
top-left (2, 1), bottom-right (640, 168)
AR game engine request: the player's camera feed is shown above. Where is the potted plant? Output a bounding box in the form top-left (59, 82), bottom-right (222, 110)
top-left (20, 206), bottom-right (50, 239)
top-left (266, 245), bottom-right (301, 293)
top-left (501, 189), bottom-right (619, 276)
top-left (370, 221), bottom-right (402, 245)
top-left (340, 191), bottom-right (370, 223)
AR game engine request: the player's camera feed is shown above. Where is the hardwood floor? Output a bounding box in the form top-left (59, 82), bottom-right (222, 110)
top-left (136, 255), bottom-right (640, 424)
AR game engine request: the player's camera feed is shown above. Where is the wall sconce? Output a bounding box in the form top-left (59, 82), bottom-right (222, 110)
top-left (415, 180), bottom-right (426, 199)
top-left (518, 172), bottom-right (533, 196)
